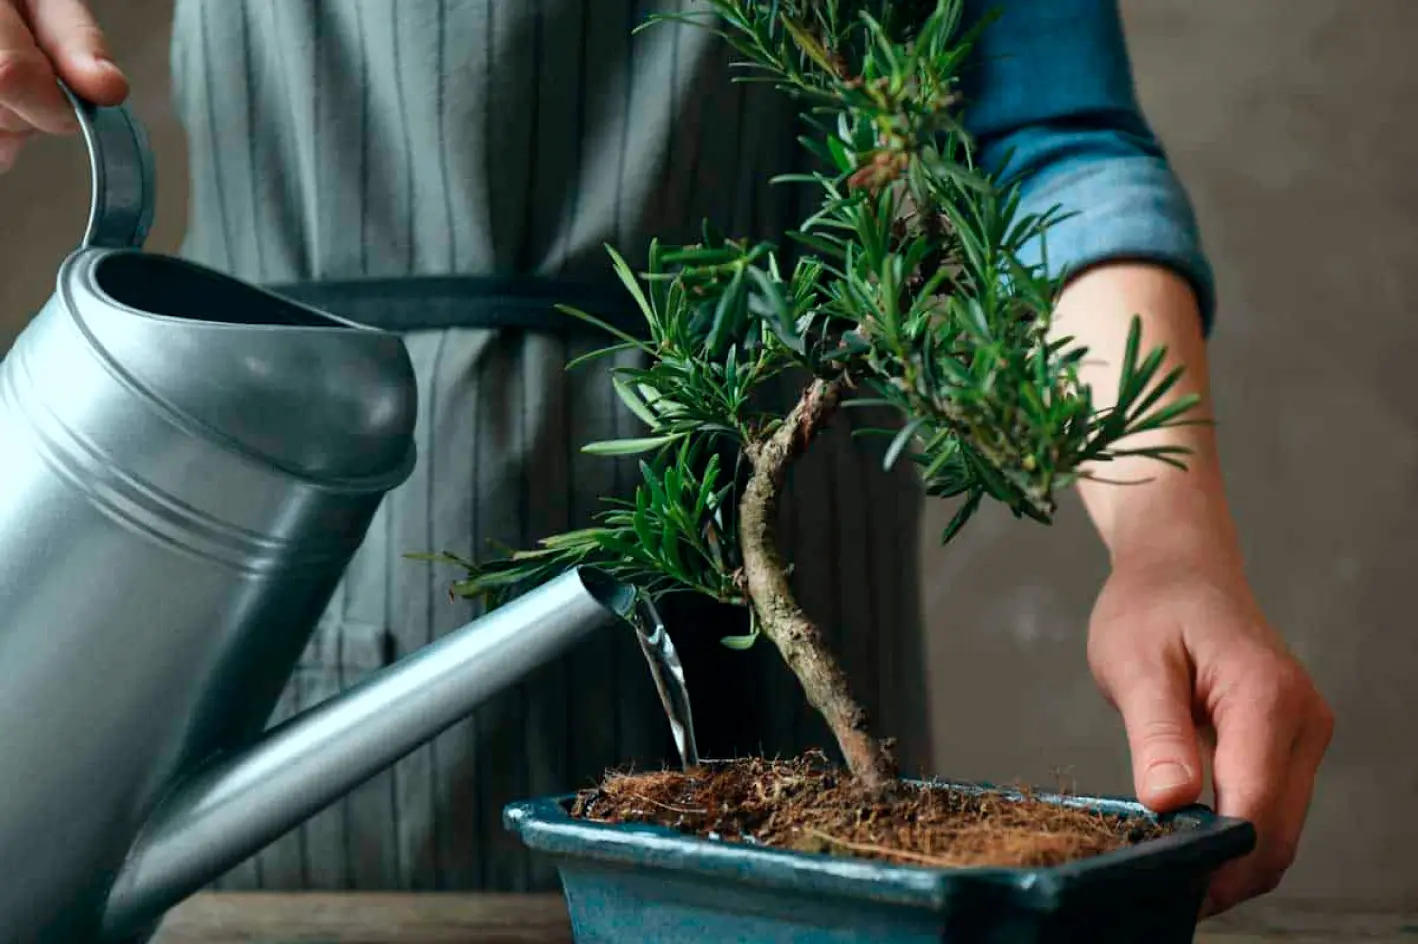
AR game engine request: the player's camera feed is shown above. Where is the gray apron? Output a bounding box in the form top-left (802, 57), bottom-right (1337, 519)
top-left (168, 0), bottom-right (928, 893)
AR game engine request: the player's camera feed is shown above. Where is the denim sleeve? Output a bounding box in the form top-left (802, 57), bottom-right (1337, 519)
top-left (959, 0), bottom-right (1217, 335)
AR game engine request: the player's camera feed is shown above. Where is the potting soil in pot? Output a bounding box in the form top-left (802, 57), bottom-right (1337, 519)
top-left (569, 752), bottom-right (1173, 869)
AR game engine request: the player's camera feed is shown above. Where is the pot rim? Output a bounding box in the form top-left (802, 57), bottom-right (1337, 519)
top-left (503, 777), bottom-right (1256, 912)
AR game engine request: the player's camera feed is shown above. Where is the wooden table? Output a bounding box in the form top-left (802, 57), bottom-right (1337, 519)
top-left (147, 893), bottom-right (1418, 943)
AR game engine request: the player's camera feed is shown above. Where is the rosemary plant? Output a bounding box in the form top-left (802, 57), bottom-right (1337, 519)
top-left (414, 0), bottom-right (1201, 791)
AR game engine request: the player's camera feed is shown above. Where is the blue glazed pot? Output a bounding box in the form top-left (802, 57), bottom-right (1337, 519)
top-left (503, 780), bottom-right (1255, 943)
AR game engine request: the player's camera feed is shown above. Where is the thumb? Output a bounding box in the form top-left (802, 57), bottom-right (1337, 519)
top-left (1109, 654), bottom-right (1205, 811)
top-left (24, 0), bottom-right (127, 105)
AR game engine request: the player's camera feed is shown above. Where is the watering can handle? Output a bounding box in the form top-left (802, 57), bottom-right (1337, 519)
top-left (58, 80), bottom-right (156, 251)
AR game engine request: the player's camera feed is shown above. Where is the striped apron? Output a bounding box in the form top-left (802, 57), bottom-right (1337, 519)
top-left (169, 0), bottom-right (929, 892)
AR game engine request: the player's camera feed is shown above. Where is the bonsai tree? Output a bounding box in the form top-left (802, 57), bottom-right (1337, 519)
top-left (419, 0), bottom-right (1199, 796)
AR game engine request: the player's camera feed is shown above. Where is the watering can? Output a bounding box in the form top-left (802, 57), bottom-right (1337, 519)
top-left (0, 88), bottom-right (637, 943)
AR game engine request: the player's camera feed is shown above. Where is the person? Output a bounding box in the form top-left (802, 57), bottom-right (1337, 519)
top-left (0, 0), bottom-right (1331, 916)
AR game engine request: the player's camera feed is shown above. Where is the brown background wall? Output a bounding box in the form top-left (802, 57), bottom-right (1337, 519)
top-left (2, 0), bottom-right (1412, 909)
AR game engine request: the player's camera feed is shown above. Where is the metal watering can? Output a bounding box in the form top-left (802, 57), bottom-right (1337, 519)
top-left (0, 89), bottom-right (636, 943)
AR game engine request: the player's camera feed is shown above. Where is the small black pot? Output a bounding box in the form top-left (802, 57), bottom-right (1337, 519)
top-left (503, 779), bottom-right (1254, 943)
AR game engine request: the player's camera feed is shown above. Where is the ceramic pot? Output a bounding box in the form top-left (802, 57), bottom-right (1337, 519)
top-left (504, 780), bottom-right (1254, 943)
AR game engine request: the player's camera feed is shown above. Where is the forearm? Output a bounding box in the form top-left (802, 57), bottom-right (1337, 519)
top-left (956, 0), bottom-right (1233, 563)
top-left (1054, 261), bottom-right (1241, 570)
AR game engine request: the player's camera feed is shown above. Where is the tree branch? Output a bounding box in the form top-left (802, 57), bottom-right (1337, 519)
top-left (738, 376), bottom-right (899, 791)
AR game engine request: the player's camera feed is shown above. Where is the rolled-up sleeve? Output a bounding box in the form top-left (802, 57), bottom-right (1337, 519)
top-left (959, 0), bottom-right (1217, 334)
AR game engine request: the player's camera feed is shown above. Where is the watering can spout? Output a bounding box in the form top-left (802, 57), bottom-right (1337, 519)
top-left (98, 566), bottom-right (637, 941)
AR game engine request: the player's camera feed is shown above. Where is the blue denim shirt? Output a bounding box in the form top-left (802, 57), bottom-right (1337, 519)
top-left (962, 0), bottom-right (1216, 334)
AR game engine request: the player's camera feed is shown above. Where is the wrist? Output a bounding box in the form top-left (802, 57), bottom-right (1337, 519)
top-left (1050, 260), bottom-right (1242, 576)
top-left (1085, 467), bottom-right (1244, 575)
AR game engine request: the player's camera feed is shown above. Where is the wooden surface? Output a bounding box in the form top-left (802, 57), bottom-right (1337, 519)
top-left (148, 893), bottom-right (1418, 943)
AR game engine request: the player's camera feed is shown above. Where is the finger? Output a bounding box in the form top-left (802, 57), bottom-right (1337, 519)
top-left (23, 0), bottom-right (127, 104)
top-left (1107, 649), bottom-right (1206, 811)
top-left (1270, 705), bottom-right (1331, 862)
top-left (0, 2), bottom-right (74, 134)
top-left (0, 128), bottom-right (28, 171)
top-left (1203, 746), bottom-right (1303, 916)
top-left (1204, 693), bottom-right (1331, 919)
top-left (1201, 673), bottom-right (1305, 913)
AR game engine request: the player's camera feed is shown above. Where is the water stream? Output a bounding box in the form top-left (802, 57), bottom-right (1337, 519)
top-left (631, 594), bottom-right (701, 771)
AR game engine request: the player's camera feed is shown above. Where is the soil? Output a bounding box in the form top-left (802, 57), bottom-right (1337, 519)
top-left (570, 752), bottom-right (1173, 869)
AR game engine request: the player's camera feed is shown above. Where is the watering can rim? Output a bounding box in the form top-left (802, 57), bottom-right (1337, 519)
top-left (60, 245), bottom-right (412, 340)
top-left (49, 247), bottom-right (422, 493)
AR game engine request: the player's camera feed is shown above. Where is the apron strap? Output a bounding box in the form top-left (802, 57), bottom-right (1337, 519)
top-left (264, 274), bottom-right (651, 339)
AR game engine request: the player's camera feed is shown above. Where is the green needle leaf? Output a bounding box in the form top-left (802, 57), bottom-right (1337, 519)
top-left (581, 435), bottom-right (680, 456)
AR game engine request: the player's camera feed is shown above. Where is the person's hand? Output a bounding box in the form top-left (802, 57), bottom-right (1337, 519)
top-left (0, 0), bottom-right (127, 172)
top-left (1086, 547), bottom-right (1333, 916)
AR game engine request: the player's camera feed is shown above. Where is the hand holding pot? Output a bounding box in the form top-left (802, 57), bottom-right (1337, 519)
top-left (1086, 549), bottom-right (1334, 917)
top-left (0, 0), bottom-right (126, 171)
top-left (1055, 261), bottom-right (1334, 918)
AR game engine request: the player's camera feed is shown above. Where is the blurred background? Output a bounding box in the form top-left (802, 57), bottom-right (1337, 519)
top-left (2, 0), bottom-right (1413, 914)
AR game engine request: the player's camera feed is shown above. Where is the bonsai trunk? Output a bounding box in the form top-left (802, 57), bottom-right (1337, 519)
top-left (738, 376), bottom-right (899, 793)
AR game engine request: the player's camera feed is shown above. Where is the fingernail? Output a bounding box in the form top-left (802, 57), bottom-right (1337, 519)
top-left (88, 54), bottom-right (124, 79)
top-left (1145, 761), bottom-right (1193, 794)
